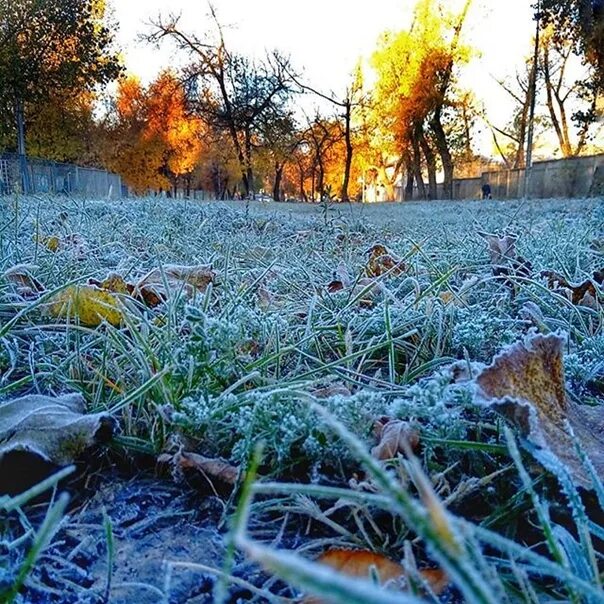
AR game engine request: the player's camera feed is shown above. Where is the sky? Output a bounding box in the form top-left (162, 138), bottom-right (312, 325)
top-left (109, 0), bottom-right (540, 155)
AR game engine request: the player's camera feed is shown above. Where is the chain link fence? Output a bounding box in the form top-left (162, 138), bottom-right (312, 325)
top-left (0, 153), bottom-right (123, 199)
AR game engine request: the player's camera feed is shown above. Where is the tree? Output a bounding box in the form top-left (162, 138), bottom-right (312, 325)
top-left (489, 57), bottom-right (541, 169)
top-left (540, 25), bottom-right (599, 156)
top-left (303, 114), bottom-right (342, 201)
top-left (371, 0), bottom-right (473, 200)
top-left (20, 90), bottom-right (99, 164)
top-left (287, 63), bottom-right (367, 202)
top-left (0, 0), bottom-right (122, 191)
top-left (102, 72), bottom-right (204, 195)
top-left (540, 0), bottom-right (604, 92)
top-left (148, 8), bottom-right (296, 198)
top-left (257, 111), bottom-right (302, 201)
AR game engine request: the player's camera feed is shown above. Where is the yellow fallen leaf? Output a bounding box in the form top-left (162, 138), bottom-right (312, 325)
top-left (45, 285), bottom-right (123, 327)
top-left (44, 235), bottom-right (60, 252)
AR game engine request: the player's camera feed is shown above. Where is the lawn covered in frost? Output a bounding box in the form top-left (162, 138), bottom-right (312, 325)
top-left (1, 194), bottom-right (604, 602)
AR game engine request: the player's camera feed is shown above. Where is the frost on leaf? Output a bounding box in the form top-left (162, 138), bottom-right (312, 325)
top-left (303, 549), bottom-right (448, 603)
top-left (45, 285), bottom-right (123, 327)
top-left (365, 244), bottom-right (406, 278)
top-left (475, 333), bottom-right (604, 489)
top-left (540, 269), bottom-right (602, 308)
top-left (371, 418), bottom-right (420, 460)
top-left (134, 264), bottom-right (217, 307)
top-left (158, 450), bottom-right (240, 486)
top-left (2, 264), bottom-right (45, 299)
top-left (478, 232), bottom-right (532, 280)
top-left (0, 393), bottom-right (116, 467)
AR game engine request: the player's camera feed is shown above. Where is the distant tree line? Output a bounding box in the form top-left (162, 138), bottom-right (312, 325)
top-left (0, 0), bottom-right (602, 199)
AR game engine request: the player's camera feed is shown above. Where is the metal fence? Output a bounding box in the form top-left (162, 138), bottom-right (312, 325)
top-left (0, 153), bottom-right (123, 199)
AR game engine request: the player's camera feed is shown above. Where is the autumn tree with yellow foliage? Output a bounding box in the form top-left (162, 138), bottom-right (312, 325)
top-left (370, 0), bottom-right (473, 199)
top-left (102, 72), bottom-right (204, 195)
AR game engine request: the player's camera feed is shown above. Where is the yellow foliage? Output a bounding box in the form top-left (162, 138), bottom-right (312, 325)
top-left (45, 285), bottom-right (123, 327)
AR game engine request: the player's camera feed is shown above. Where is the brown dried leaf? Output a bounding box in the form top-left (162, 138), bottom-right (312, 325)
top-left (540, 270), bottom-right (600, 307)
top-left (3, 264), bottom-right (45, 299)
top-left (304, 549), bottom-right (448, 603)
top-left (160, 450), bottom-right (239, 486)
top-left (311, 384), bottom-right (352, 398)
top-left (257, 286), bottom-right (275, 310)
top-left (475, 333), bottom-right (604, 489)
top-left (479, 232), bottom-right (532, 280)
top-left (0, 393), bottom-right (116, 467)
top-left (365, 244), bottom-right (406, 278)
top-left (372, 419), bottom-right (421, 460)
top-left (353, 277), bottom-right (385, 308)
top-left (89, 273), bottom-right (134, 296)
top-left (135, 264), bottom-right (217, 307)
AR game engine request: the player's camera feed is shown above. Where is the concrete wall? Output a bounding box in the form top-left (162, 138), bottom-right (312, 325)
top-left (480, 153), bottom-right (604, 200)
top-left (395, 153), bottom-right (604, 201)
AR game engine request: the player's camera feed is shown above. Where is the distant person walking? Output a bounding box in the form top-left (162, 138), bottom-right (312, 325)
top-left (482, 183), bottom-right (492, 200)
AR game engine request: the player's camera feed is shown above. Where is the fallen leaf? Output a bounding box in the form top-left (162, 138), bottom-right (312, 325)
top-left (257, 286), bottom-right (276, 310)
top-left (89, 273), bottom-right (133, 296)
top-left (311, 384), bottom-right (352, 398)
top-left (158, 450), bottom-right (239, 486)
top-left (3, 264), bottom-right (45, 298)
top-left (42, 235), bottom-right (60, 252)
top-left (45, 285), bottom-right (123, 327)
top-left (134, 264), bottom-right (217, 307)
top-left (478, 232), bottom-right (532, 281)
top-left (326, 262), bottom-right (352, 293)
top-left (475, 332), bottom-right (604, 489)
top-left (352, 277), bottom-right (385, 308)
top-left (0, 393), bottom-right (116, 467)
top-left (540, 270), bottom-right (601, 307)
top-left (365, 244), bottom-right (406, 278)
top-left (372, 418), bottom-right (421, 460)
top-left (304, 549), bottom-right (448, 603)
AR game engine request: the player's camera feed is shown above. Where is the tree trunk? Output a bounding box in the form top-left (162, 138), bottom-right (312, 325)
top-left (341, 100), bottom-right (353, 202)
top-left (430, 110), bottom-right (454, 199)
top-left (297, 162), bottom-right (307, 201)
top-left (411, 132), bottom-right (426, 200)
top-left (15, 97), bottom-right (30, 194)
top-left (418, 126), bottom-right (437, 199)
top-left (403, 154), bottom-right (414, 201)
top-left (273, 162), bottom-right (283, 201)
top-left (244, 129), bottom-right (254, 198)
top-left (317, 162), bottom-right (325, 200)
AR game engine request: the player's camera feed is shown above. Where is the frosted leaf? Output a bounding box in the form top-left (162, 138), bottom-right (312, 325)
top-left (0, 393), bottom-right (116, 467)
top-left (475, 333), bottom-right (604, 489)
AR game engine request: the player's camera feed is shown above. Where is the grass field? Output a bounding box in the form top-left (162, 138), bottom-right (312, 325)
top-left (1, 194), bottom-right (604, 603)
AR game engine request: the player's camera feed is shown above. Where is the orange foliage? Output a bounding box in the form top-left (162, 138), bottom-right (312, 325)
top-left (104, 71), bottom-right (204, 194)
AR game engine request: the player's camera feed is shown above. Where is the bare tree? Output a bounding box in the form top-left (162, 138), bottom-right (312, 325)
top-left (147, 8), bottom-right (296, 197)
top-left (285, 66), bottom-right (366, 202)
top-left (541, 27), bottom-right (596, 156)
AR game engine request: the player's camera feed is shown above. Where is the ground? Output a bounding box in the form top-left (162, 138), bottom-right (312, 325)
top-left (1, 195), bottom-right (603, 603)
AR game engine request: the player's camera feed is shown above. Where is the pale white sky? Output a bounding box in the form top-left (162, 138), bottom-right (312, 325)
top-left (110, 0), bottom-right (540, 154)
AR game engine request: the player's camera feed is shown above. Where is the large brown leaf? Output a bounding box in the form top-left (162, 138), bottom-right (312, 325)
top-left (0, 393), bottom-right (116, 467)
top-left (475, 333), bottom-right (604, 489)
